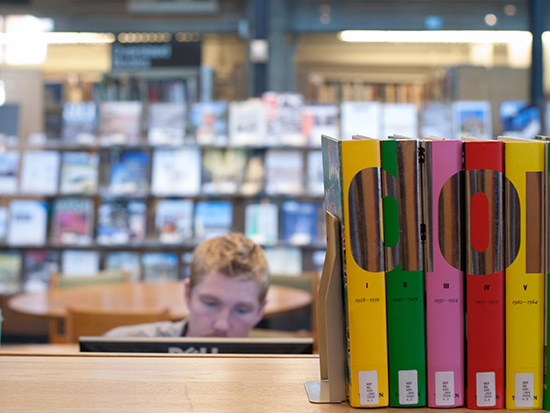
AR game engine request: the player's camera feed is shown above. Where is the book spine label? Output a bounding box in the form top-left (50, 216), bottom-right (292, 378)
top-left (464, 140), bottom-right (505, 409)
top-left (381, 139), bottom-right (426, 407)
top-left (423, 140), bottom-right (464, 407)
top-left (503, 140), bottom-right (545, 410)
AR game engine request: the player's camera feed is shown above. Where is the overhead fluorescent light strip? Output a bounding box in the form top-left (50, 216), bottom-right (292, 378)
top-left (0, 32), bottom-right (116, 45)
top-left (338, 30), bottom-right (532, 44)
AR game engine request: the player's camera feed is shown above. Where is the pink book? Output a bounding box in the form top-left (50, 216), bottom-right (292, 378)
top-left (421, 139), bottom-right (464, 407)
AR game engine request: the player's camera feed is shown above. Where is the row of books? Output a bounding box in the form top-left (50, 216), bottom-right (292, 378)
top-left (308, 81), bottom-right (425, 107)
top-left (0, 148), bottom-right (324, 197)
top-left (0, 244), bottom-right (319, 295)
top-left (322, 134), bottom-right (550, 409)
top-left (39, 92), bottom-right (335, 147)
top-left (0, 198), bottom-right (325, 249)
top-left (343, 99), bottom-right (544, 142)
top-left (2, 95), bottom-right (542, 149)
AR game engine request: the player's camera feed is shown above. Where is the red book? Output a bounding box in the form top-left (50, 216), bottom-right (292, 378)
top-left (463, 138), bottom-right (505, 409)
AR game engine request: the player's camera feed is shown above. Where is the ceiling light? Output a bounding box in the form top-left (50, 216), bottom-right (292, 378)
top-left (338, 30), bottom-right (531, 44)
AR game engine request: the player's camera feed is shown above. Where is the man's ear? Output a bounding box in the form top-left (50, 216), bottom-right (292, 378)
top-left (184, 277), bottom-right (192, 306)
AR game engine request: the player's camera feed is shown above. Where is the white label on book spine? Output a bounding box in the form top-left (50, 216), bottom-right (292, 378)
top-left (358, 370), bottom-right (379, 405)
top-left (476, 372), bottom-right (496, 407)
top-left (514, 373), bottom-right (534, 408)
top-left (435, 371), bottom-right (455, 406)
top-left (398, 370), bottom-right (418, 405)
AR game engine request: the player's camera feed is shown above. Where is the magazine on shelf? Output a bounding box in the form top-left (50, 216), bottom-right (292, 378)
top-left (61, 249), bottom-right (100, 277)
top-left (499, 100), bottom-right (541, 139)
top-left (96, 200), bottom-right (147, 245)
top-left (263, 246), bottom-right (302, 276)
top-left (151, 147), bottom-right (201, 196)
top-left (201, 148), bottom-right (247, 194)
top-left (61, 101), bottom-right (98, 144)
top-left (99, 101), bottom-right (142, 145)
top-left (142, 252), bottom-right (179, 282)
top-left (229, 99), bottom-right (267, 146)
top-left (311, 249), bottom-right (326, 272)
top-left (281, 201), bottom-right (319, 246)
top-left (451, 100), bottom-right (492, 139)
top-left (105, 251), bottom-right (141, 282)
top-left (51, 197), bottom-right (95, 245)
top-left (420, 102), bottom-right (453, 139)
top-left (20, 150), bottom-right (60, 195)
top-left (307, 150), bottom-right (324, 196)
top-left (264, 149), bottom-right (304, 195)
top-left (109, 150), bottom-right (150, 194)
top-left (0, 207), bottom-right (7, 243)
top-left (7, 200), bottom-right (48, 246)
top-left (155, 199), bottom-right (194, 244)
top-left (188, 101), bottom-right (229, 145)
top-left (23, 250), bottom-right (59, 292)
top-left (340, 101), bottom-right (382, 140)
top-left (60, 151), bottom-right (99, 194)
top-left (239, 150), bottom-right (265, 196)
top-left (194, 200), bottom-right (233, 241)
top-left (0, 104), bottom-right (20, 145)
top-left (0, 150), bottom-right (19, 194)
top-left (0, 251), bottom-right (22, 294)
top-left (262, 92), bottom-right (306, 146)
top-left (180, 251), bottom-right (193, 280)
top-left (147, 102), bottom-right (186, 145)
top-left (301, 104), bottom-right (339, 147)
top-left (381, 103), bottom-right (419, 139)
top-left (244, 203), bottom-right (278, 246)
top-left (147, 79), bottom-right (188, 104)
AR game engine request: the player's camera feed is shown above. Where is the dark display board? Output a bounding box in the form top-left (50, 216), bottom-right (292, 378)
top-left (111, 40), bottom-right (201, 70)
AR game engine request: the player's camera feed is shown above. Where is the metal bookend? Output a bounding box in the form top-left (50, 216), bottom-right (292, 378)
top-left (304, 211), bottom-right (347, 403)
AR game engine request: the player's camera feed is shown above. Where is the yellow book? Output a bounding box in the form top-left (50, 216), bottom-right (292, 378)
top-left (500, 137), bottom-right (545, 409)
top-left (322, 135), bottom-right (389, 407)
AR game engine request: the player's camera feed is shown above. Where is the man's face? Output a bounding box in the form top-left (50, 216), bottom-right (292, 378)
top-left (184, 271), bottom-right (266, 337)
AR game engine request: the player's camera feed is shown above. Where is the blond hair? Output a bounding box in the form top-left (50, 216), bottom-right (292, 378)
top-left (189, 233), bottom-right (269, 301)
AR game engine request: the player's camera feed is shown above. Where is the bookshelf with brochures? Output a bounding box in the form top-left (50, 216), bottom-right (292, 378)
top-left (0, 92), bottom-right (328, 295)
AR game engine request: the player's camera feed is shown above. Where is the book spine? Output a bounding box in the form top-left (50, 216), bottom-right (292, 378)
top-left (322, 135), bottom-right (389, 407)
top-left (503, 140), bottom-right (545, 409)
top-left (464, 140), bottom-right (505, 409)
top-left (545, 142), bottom-right (550, 411)
top-left (423, 140), bottom-right (464, 408)
top-left (380, 139), bottom-right (426, 407)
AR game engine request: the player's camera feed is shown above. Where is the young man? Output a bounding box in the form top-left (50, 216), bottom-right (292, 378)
top-left (104, 233), bottom-right (269, 337)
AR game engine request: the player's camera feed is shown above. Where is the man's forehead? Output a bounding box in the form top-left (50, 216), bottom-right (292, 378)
top-left (192, 272), bottom-right (262, 303)
top-left (197, 292), bottom-right (258, 308)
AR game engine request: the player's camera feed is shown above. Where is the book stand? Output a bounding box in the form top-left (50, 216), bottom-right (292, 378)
top-left (304, 211), bottom-right (347, 403)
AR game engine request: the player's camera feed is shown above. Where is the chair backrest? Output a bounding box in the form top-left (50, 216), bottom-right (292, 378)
top-left (65, 307), bottom-right (171, 343)
top-left (50, 270), bottom-right (130, 289)
top-left (268, 271), bottom-right (320, 352)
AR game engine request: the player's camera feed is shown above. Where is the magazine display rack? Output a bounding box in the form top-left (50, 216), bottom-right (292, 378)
top-left (304, 211), bottom-right (346, 403)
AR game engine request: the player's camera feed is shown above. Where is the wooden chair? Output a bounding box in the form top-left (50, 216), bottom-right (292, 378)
top-left (265, 271), bottom-right (320, 352)
top-left (48, 269), bottom-right (131, 343)
top-left (65, 307), bottom-right (171, 344)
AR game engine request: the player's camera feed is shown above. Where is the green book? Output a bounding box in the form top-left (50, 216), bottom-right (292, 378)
top-left (380, 137), bottom-right (427, 407)
top-left (538, 135), bottom-right (550, 411)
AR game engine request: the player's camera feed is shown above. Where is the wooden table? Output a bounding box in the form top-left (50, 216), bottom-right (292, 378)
top-left (7, 281), bottom-right (312, 342)
top-left (0, 353), bottom-right (357, 412)
top-left (0, 353), bottom-right (542, 413)
top-left (8, 281), bottom-right (311, 320)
